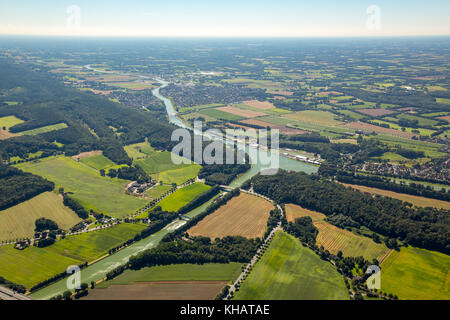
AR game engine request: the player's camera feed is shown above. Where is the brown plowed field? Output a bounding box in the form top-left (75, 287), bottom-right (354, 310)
top-left (217, 106), bottom-right (267, 118)
top-left (83, 281), bottom-right (227, 300)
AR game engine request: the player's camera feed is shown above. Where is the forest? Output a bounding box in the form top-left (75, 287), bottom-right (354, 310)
top-left (252, 170), bottom-right (450, 254)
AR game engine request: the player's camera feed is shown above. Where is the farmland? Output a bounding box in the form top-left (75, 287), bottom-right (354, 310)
top-left (153, 182), bottom-right (211, 212)
top-left (234, 231), bottom-right (349, 300)
top-left (79, 154), bottom-right (116, 170)
top-left (157, 164), bottom-right (202, 185)
top-left (217, 106), bottom-right (267, 118)
top-left (145, 184), bottom-right (173, 200)
top-left (15, 156), bottom-right (147, 218)
top-left (98, 263), bottom-right (242, 288)
top-left (0, 192), bottom-right (81, 241)
top-left (83, 281), bottom-right (228, 300)
top-left (0, 244), bottom-right (83, 288)
top-left (285, 204), bottom-right (390, 261)
top-left (284, 110), bottom-right (344, 126)
top-left (381, 246), bottom-right (450, 300)
top-left (340, 183), bottom-right (450, 210)
top-left (188, 193), bottom-right (274, 239)
top-left (242, 100), bottom-right (276, 110)
top-left (0, 223), bottom-right (146, 288)
top-left (45, 223), bottom-right (147, 262)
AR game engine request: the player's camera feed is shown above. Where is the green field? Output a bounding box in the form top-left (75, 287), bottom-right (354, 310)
top-left (158, 164), bottom-right (202, 185)
top-left (0, 244), bottom-right (82, 288)
top-left (79, 154), bottom-right (116, 170)
top-left (45, 223), bottom-right (147, 262)
top-left (0, 192), bottom-right (82, 241)
top-left (146, 184), bottom-right (173, 200)
top-left (15, 156), bottom-right (147, 218)
top-left (124, 140), bottom-right (155, 160)
top-left (198, 108), bottom-right (245, 121)
top-left (436, 97), bottom-right (450, 105)
top-left (152, 182), bottom-right (211, 213)
top-left (234, 231), bottom-right (349, 300)
top-left (395, 114), bottom-right (438, 127)
top-left (381, 247), bottom-right (450, 300)
top-left (18, 123), bottom-right (68, 136)
top-left (98, 263), bottom-right (243, 288)
top-left (0, 115), bottom-right (24, 129)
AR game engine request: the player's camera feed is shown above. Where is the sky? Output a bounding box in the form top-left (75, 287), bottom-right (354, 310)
top-left (0, 0), bottom-right (449, 37)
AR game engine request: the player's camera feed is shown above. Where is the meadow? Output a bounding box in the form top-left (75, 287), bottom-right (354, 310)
top-left (198, 108), bottom-right (245, 121)
top-left (45, 223), bottom-right (147, 262)
top-left (157, 164), bottom-right (202, 185)
top-left (0, 115), bottom-right (24, 129)
top-left (0, 192), bottom-right (82, 241)
top-left (145, 184), bottom-right (173, 200)
top-left (188, 193), bottom-right (273, 239)
top-left (79, 154), bottom-right (116, 170)
top-left (284, 110), bottom-right (344, 126)
top-left (234, 231), bottom-right (349, 300)
top-left (16, 156), bottom-right (148, 218)
top-left (153, 182), bottom-right (211, 213)
top-left (381, 246), bottom-right (450, 300)
top-left (285, 204), bottom-right (390, 261)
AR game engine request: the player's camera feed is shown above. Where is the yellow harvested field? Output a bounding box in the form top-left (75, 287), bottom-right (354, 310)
top-left (188, 193), bottom-right (274, 239)
top-left (284, 110), bottom-right (344, 126)
top-left (0, 192), bottom-right (82, 241)
top-left (340, 183), bottom-right (450, 210)
top-left (285, 204), bottom-right (391, 261)
top-left (242, 100), bottom-right (276, 110)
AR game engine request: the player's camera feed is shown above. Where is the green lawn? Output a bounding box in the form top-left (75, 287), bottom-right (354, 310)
top-left (381, 246), bottom-right (450, 300)
top-left (234, 231), bottom-right (349, 300)
top-left (80, 154), bottom-right (116, 170)
top-left (134, 149), bottom-right (193, 175)
top-left (98, 263), bottom-right (243, 288)
top-left (45, 223), bottom-right (147, 262)
top-left (153, 182), bottom-right (211, 213)
top-left (15, 156), bottom-right (147, 218)
top-left (124, 140), bottom-right (156, 160)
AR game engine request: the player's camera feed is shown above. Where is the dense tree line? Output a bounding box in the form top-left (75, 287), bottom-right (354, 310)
top-left (129, 236), bottom-right (260, 270)
top-left (0, 276), bottom-right (26, 294)
top-left (177, 185), bottom-right (221, 215)
top-left (199, 163), bottom-right (250, 185)
top-left (336, 171), bottom-right (450, 202)
top-left (63, 195), bottom-right (89, 219)
top-left (251, 171), bottom-right (450, 253)
top-left (0, 164), bottom-right (54, 210)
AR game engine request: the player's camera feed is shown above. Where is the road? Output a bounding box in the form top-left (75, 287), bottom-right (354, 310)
top-left (0, 286), bottom-right (32, 301)
top-left (225, 193), bottom-right (284, 300)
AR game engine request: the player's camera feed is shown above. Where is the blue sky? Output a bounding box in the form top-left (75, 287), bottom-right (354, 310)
top-left (0, 0), bottom-right (449, 37)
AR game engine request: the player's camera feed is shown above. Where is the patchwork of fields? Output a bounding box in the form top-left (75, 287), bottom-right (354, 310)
top-left (0, 223), bottom-right (146, 288)
top-left (15, 156), bottom-right (148, 218)
top-left (234, 231), bottom-right (349, 300)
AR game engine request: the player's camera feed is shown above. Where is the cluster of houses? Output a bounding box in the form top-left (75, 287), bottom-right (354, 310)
top-left (126, 181), bottom-right (156, 197)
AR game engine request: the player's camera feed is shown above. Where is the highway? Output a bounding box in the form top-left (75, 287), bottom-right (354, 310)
top-left (0, 286), bottom-right (32, 301)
